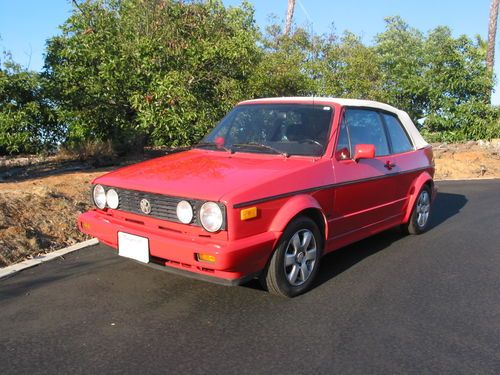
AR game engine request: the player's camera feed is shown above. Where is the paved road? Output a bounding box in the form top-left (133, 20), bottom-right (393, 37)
top-left (1, 180), bottom-right (499, 374)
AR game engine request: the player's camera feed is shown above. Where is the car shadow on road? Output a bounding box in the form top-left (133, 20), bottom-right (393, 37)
top-left (427, 191), bottom-right (468, 230)
top-left (244, 191), bottom-right (468, 293)
top-left (314, 191), bottom-right (468, 289)
top-left (312, 229), bottom-right (404, 289)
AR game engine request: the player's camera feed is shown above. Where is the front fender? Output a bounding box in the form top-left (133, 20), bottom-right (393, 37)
top-left (268, 194), bottom-right (328, 238)
top-left (403, 171), bottom-right (435, 223)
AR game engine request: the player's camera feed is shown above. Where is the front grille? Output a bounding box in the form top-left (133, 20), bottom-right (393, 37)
top-left (112, 187), bottom-right (201, 226)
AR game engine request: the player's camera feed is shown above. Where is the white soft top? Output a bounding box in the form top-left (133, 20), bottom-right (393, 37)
top-left (239, 97), bottom-right (428, 149)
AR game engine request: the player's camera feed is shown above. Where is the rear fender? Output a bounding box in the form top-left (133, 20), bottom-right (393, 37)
top-left (403, 171), bottom-right (434, 223)
top-left (269, 194), bottom-right (328, 239)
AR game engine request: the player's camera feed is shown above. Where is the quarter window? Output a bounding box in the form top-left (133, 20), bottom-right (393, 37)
top-left (382, 114), bottom-right (413, 154)
top-left (335, 116), bottom-right (351, 160)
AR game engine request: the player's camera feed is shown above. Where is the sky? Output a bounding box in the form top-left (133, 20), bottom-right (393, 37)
top-left (1, 0), bottom-right (499, 103)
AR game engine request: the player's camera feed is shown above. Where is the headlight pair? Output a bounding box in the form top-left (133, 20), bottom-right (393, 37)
top-left (177, 200), bottom-right (223, 232)
top-left (92, 185), bottom-right (224, 232)
top-left (92, 184), bottom-right (119, 209)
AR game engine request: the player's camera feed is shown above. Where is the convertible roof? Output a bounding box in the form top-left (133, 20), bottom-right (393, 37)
top-left (238, 97), bottom-right (429, 149)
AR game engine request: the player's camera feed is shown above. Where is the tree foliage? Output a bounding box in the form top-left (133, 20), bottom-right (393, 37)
top-left (0, 53), bottom-right (63, 154)
top-left (44, 0), bottom-right (260, 150)
top-left (375, 17), bottom-right (498, 141)
top-left (0, 1), bottom-right (499, 155)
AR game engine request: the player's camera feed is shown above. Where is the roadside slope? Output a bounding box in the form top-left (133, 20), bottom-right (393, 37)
top-left (0, 171), bottom-right (102, 266)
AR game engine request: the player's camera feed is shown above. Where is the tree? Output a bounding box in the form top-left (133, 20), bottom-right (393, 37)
top-left (422, 27), bottom-right (496, 140)
top-left (375, 17), bottom-right (427, 120)
top-left (487, 0), bottom-right (499, 71)
top-left (319, 32), bottom-right (385, 100)
top-left (250, 24), bottom-right (316, 97)
top-left (44, 0), bottom-right (261, 150)
top-left (0, 53), bottom-right (63, 154)
top-left (375, 17), bottom-right (497, 141)
top-left (6, 2), bottom-right (495, 154)
top-left (284, 0), bottom-right (296, 36)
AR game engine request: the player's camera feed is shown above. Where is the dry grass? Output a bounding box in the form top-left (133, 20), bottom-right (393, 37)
top-left (0, 172), bottom-right (102, 267)
top-left (55, 140), bottom-right (118, 167)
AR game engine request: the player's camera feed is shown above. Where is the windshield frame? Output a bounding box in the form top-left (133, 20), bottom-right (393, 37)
top-left (198, 103), bottom-right (335, 157)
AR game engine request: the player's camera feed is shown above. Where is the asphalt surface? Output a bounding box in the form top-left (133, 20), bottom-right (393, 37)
top-left (1, 180), bottom-right (499, 374)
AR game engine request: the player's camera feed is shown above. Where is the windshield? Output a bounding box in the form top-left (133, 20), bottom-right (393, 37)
top-left (198, 104), bottom-right (334, 157)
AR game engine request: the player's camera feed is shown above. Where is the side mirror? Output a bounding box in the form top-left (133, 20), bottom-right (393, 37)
top-left (353, 144), bottom-right (376, 161)
top-left (214, 137), bottom-right (225, 148)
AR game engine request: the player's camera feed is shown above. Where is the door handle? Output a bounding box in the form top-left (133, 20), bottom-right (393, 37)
top-left (384, 161), bottom-right (396, 170)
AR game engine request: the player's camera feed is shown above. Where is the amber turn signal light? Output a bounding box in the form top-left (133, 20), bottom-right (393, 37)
top-left (240, 207), bottom-right (257, 221)
top-left (197, 253), bottom-right (216, 263)
top-left (81, 222), bottom-right (91, 230)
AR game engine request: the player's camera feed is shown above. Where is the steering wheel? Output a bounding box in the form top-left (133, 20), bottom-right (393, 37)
top-left (300, 139), bottom-right (324, 148)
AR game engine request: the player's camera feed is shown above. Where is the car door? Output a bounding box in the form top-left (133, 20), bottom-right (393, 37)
top-left (379, 111), bottom-right (419, 214)
top-left (329, 108), bottom-right (401, 244)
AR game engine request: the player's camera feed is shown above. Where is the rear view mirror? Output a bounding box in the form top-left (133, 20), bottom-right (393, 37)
top-left (353, 144), bottom-right (375, 161)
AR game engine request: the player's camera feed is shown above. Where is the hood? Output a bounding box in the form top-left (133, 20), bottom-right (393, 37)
top-left (93, 149), bottom-right (328, 203)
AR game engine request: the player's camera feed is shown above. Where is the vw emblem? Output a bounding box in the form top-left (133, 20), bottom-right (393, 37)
top-left (140, 198), bottom-right (152, 214)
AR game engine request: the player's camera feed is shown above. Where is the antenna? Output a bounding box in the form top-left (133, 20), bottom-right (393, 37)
top-left (297, 0), bottom-right (313, 32)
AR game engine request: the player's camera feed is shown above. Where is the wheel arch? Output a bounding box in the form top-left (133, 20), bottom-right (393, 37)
top-left (403, 171), bottom-right (434, 223)
top-left (268, 194), bottom-right (328, 242)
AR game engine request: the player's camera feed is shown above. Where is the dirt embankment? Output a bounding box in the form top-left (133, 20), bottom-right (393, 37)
top-left (0, 141), bottom-right (499, 267)
top-left (0, 171), bottom-right (103, 266)
top-left (433, 140), bottom-right (500, 180)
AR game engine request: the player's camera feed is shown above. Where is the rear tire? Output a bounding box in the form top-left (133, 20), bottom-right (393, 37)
top-left (261, 216), bottom-right (322, 297)
top-left (403, 185), bottom-right (432, 235)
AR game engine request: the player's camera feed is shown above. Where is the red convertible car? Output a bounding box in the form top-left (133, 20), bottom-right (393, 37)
top-left (78, 97), bottom-right (435, 297)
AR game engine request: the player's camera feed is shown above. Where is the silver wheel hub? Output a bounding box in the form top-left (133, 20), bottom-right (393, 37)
top-left (416, 190), bottom-right (430, 228)
top-left (284, 229), bottom-right (318, 286)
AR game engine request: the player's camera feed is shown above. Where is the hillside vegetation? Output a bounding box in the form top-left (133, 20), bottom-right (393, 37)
top-left (1, 0), bottom-right (499, 156)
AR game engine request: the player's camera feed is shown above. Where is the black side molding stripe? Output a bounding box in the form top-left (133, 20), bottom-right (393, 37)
top-left (233, 166), bottom-right (430, 208)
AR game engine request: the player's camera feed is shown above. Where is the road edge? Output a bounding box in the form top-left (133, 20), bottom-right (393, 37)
top-left (435, 177), bottom-right (500, 181)
top-left (0, 238), bottom-right (99, 280)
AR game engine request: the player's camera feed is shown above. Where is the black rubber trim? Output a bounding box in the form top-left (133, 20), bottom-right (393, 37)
top-left (233, 166), bottom-right (430, 208)
top-left (100, 242), bottom-right (256, 285)
top-left (98, 239), bottom-right (253, 285)
top-left (141, 261), bottom-right (258, 286)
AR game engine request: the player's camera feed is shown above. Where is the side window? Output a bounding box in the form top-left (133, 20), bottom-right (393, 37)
top-left (344, 109), bottom-right (389, 156)
top-left (382, 114), bottom-right (413, 154)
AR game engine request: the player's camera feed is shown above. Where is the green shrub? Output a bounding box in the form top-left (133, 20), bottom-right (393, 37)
top-left (0, 57), bottom-right (63, 154)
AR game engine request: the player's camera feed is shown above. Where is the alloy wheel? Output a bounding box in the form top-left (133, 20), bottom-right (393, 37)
top-left (283, 229), bottom-right (318, 286)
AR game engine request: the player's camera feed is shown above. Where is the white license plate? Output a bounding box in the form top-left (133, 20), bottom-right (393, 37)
top-left (118, 232), bottom-right (149, 263)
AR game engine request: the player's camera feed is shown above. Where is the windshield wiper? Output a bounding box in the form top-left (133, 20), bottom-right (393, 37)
top-left (231, 143), bottom-right (289, 157)
top-left (194, 142), bottom-right (231, 152)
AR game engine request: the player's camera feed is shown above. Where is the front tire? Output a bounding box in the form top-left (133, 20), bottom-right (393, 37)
top-left (403, 185), bottom-right (432, 235)
top-left (261, 216), bottom-right (322, 297)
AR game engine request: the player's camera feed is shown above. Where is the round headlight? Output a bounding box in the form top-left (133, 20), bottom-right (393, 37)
top-left (176, 200), bottom-right (193, 224)
top-left (199, 202), bottom-right (223, 232)
top-left (106, 188), bottom-right (119, 209)
top-left (93, 184), bottom-right (106, 209)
